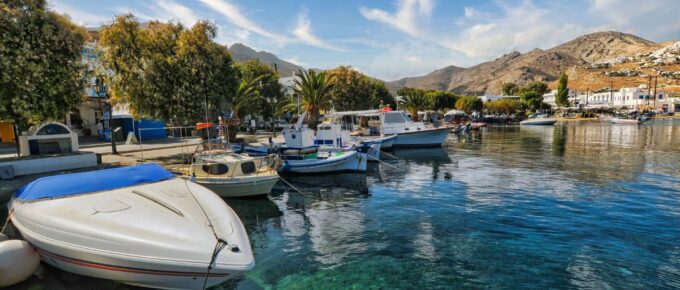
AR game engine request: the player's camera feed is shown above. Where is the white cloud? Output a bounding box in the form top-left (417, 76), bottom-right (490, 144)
top-left (359, 0), bottom-right (435, 37)
top-left (199, 0), bottom-right (285, 43)
top-left (50, 0), bottom-right (110, 26)
top-left (292, 9), bottom-right (347, 52)
top-left (587, 0), bottom-right (680, 41)
top-left (152, 0), bottom-right (200, 27)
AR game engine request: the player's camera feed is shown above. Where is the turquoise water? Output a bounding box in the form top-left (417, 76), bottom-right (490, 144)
top-left (3, 120), bottom-right (680, 289)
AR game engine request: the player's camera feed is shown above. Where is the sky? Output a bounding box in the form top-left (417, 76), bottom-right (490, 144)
top-left (51, 0), bottom-right (680, 81)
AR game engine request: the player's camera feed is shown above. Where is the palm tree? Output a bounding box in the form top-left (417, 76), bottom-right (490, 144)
top-left (227, 75), bottom-right (263, 140)
top-left (399, 91), bottom-right (431, 121)
top-left (278, 69), bottom-right (333, 130)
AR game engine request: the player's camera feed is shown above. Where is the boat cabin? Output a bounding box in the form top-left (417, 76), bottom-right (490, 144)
top-left (380, 111), bottom-right (429, 135)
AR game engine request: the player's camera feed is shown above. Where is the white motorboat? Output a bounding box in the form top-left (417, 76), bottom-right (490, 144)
top-left (520, 114), bottom-right (557, 126)
top-left (9, 164), bottom-right (254, 289)
top-left (184, 143), bottom-right (280, 197)
top-left (380, 111), bottom-right (450, 147)
top-left (609, 117), bottom-right (641, 124)
top-left (315, 122), bottom-right (382, 161)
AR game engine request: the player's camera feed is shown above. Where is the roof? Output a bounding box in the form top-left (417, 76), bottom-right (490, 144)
top-left (326, 109), bottom-right (381, 118)
top-left (16, 164), bottom-right (175, 201)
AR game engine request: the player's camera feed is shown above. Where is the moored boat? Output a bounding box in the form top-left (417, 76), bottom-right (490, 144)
top-left (185, 144), bottom-right (280, 197)
top-left (9, 164), bottom-right (254, 289)
top-left (520, 114), bottom-right (557, 126)
top-left (279, 148), bottom-right (367, 174)
top-left (381, 111), bottom-right (450, 147)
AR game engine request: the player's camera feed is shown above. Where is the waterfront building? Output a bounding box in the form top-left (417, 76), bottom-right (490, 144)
top-left (543, 85), bottom-right (670, 112)
top-left (478, 95), bottom-right (520, 102)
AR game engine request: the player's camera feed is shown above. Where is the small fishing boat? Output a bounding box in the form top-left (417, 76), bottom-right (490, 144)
top-left (8, 164), bottom-right (254, 289)
top-left (185, 143), bottom-right (280, 197)
top-left (520, 114), bottom-right (557, 126)
top-left (279, 148), bottom-right (367, 174)
top-left (357, 134), bottom-right (397, 149)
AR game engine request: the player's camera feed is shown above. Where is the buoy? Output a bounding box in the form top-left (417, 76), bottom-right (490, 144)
top-left (0, 240), bottom-right (40, 287)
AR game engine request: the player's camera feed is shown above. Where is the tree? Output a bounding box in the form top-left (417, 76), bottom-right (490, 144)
top-left (519, 81), bottom-right (548, 96)
top-left (501, 83), bottom-right (518, 96)
top-left (99, 15), bottom-right (237, 124)
top-left (399, 90), bottom-right (431, 121)
top-left (425, 90), bottom-right (458, 111)
top-left (555, 72), bottom-right (570, 108)
top-left (227, 75), bottom-right (263, 140)
top-left (326, 66), bottom-right (395, 110)
top-left (521, 91), bottom-right (544, 111)
top-left (0, 0), bottom-right (87, 133)
top-left (455, 96), bottom-right (483, 114)
top-left (236, 59), bottom-right (283, 131)
top-left (278, 69), bottom-right (333, 130)
top-left (483, 98), bottom-right (523, 115)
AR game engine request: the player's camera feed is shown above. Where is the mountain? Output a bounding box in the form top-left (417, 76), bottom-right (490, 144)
top-left (387, 31), bottom-right (678, 95)
top-left (228, 43), bottom-right (303, 77)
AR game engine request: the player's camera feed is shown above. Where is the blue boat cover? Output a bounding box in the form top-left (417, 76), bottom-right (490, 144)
top-left (16, 164), bottom-right (175, 200)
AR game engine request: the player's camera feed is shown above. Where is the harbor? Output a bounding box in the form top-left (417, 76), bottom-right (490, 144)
top-left (2, 119), bottom-right (680, 289)
top-left (3, 1), bottom-right (680, 289)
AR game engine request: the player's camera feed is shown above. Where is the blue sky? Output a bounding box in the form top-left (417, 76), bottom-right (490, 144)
top-left (52, 0), bottom-right (680, 80)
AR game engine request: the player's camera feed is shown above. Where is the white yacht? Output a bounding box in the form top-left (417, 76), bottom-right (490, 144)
top-left (9, 164), bottom-right (254, 289)
top-left (520, 113), bottom-right (558, 125)
top-left (380, 111), bottom-right (450, 147)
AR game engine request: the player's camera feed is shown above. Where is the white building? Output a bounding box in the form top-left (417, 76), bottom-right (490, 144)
top-left (544, 85), bottom-right (670, 112)
top-left (478, 95), bottom-right (520, 102)
top-left (543, 89), bottom-right (575, 107)
top-left (278, 76), bottom-right (298, 97)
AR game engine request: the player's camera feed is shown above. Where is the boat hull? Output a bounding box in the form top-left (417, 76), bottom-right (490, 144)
top-left (10, 177), bottom-right (254, 290)
top-left (193, 175), bottom-right (279, 197)
top-left (280, 151), bottom-right (367, 174)
top-left (520, 118), bottom-right (557, 125)
top-left (609, 118), bottom-right (641, 124)
top-left (391, 127), bottom-right (450, 147)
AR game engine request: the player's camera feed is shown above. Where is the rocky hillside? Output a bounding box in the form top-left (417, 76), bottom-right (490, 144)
top-left (228, 43), bottom-right (302, 77)
top-left (387, 31), bottom-right (679, 95)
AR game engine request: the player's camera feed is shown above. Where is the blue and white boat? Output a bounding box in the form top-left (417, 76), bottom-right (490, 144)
top-left (276, 113), bottom-right (368, 174)
top-left (8, 164), bottom-right (254, 289)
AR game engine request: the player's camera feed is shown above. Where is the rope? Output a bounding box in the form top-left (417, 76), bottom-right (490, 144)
top-left (183, 179), bottom-right (231, 289)
top-left (202, 239), bottom-right (228, 290)
top-left (366, 154), bottom-right (399, 169)
top-left (1, 208), bottom-right (14, 234)
top-left (379, 150), bottom-right (402, 160)
top-left (278, 176), bottom-right (310, 196)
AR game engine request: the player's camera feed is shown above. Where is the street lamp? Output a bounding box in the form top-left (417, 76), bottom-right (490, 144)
top-left (93, 75), bottom-right (117, 154)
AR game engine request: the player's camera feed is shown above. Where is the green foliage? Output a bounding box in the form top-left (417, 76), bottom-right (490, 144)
top-left (555, 72), bottom-right (570, 108)
top-left (277, 69), bottom-right (333, 130)
top-left (518, 81), bottom-right (549, 96)
top-left (326, 66), bottom-right (395, 110)
top-left (98, 15), bottom-right (238, 123)
top-left (455, 96), bottom-right (483, 114)
top-left (501, 83), bottom-right (518, 96)
top-left (521, 91), bottom-right (544, 111)
top-left (425, 90), bottom-right (458, 111)
top-left (398, 90), bottom-right (431, 121)
top-left (517, 81), bottom-right (548, 111)
top-left (483, 98), bottom-right (524, 115)
top-left (236, 59), bottom-right (283, 119)
top-left (0, 0), bottom-right (87, 130)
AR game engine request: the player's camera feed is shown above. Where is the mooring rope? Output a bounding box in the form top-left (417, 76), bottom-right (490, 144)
top-left (201, 238), bottom-right (228, 290)
top-left (1, 208), bottom-right (14, 235)
top-left (367, 154), bottom-right (399, 169)
top-left (277, 176), bottom-right (310, 196)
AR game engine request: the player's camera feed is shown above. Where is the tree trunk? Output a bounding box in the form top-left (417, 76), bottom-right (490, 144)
top-left (309, 109), bottom-right (320, 131)
top-left (13, 123), bottom-right (21, 157)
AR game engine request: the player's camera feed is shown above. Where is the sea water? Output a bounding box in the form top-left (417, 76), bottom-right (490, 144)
top-left (3, 120), bottom-right (680, 289)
